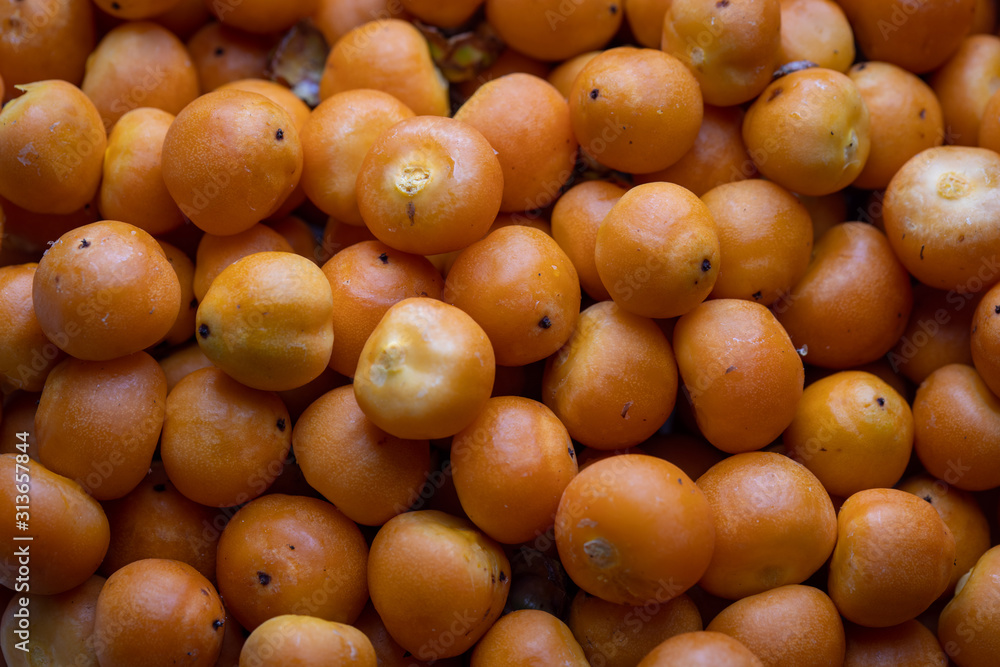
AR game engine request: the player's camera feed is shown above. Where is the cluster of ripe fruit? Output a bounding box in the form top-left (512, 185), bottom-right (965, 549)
top-left (1, 0), bottom-right (1000, 665)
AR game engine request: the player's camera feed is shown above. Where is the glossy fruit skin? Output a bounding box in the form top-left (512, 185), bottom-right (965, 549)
top-left (971, 281), bottom-right (1000, 397)
top-left (828, 488), bottom-right (956, 628)
top-left (883, 146), bottom-right (1000, 292)
top-left (353, 297), bottom-right (496, 440)
top-left (777, 0), bottom-right (855, 73)
top-left (0, 455), bottom-right (109, 595)
top-left (445, 225), bottom-right (581, 367)
top-left (0, 264), bottom-right (64, 393)
top-left (938, 545), bottom-right (1000, 666)
top-left (542, 301), bottom-right (678, 450)
top-left (774, 223), bottom-right (913, 370)
top-left (485, 0), bottom-right (622, 62)
top-left (843, 620), bottom-right (949, 667)
top-left (32, 220), bottom-right (181, 361)
top-left (238, 615), bottom-right (377, 667)
top-left (912, 364), bottom-right (1000, 491)
top-left (707, 585), bottom-right (846, 667)
top-left (551, 180), bottom-right (624, 301)
top-left (356, 116), bottom-right (503, 256)
top-left (743, 68), bottom-right (871, 197)
top-left (568, 47), bottom-right (703, 174)
top-left (555, 455), bottom-right (715, 607)
top-left (160, 367), bottom-right (291, 508)
top-left (470, 609), bottom-right (589, 666)
top-left (292, 385), bottom-right (431, 526)
top-left (216, 494), bottom-right (369, 632)
top-left (92, 558), bottom-right (225, 667)
top-left (367, 510), bottom-right (510, 660)
top-left (783, 371), bottom-right (914, 498)
top-left (192, 224), bottom-right (294, 302)
top-left (595, 182), bottom-right (720, 319)
top-left (673, 299), bottom-right (804, 454)
top-left (889, 284), bottom-right (976, 384)
top-left (36, 352), bottom-right (167, 501)
top-left (196, 251), bottom-right (335, 392)
top-left (637, 631), bottom-right (764, 666)
top-left (696, 453), bottom-right (837, 601)
top-left (451, 396), bottom-right (578, 544)
top-left (0, 80), bottom-right (106, 215)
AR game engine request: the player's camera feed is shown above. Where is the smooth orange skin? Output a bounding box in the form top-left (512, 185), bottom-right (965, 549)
top-left (0, 0), bottom-right (95, 102)
top-left (743, 68), bottom-right (870, 196)
top-left (0, 264), bottom-right (64, 393)
top-left (938, 546), bottom-right (1000, 666)
top-left (186, 23), bottom-right (272, 92)
top-left (596, 182), bottom-right (720, 319)
top-left (32, 220), bottom-right (181, 361)
top-left (100, 108), bottom-right (185, 236)
top-left (157, 240), bottom-right (198, 347)
top-left (971, 281), bottom-right (1000, 397)
top-left (485, 0), bottom-right (622, 62)
top-left (897, 474), bottom-right (991, 596)
top-left (778, 0), bottom-right (854, 73)
top-left (0, 456), bottom-right (109, 596)
top-left (783, 371), bottom-right (914, 498)
top-left (551, 180), bottom-right (624, 301)
top-left (367, 510), bottom-right (510, 660)
top-left (0, 193), bottom-right (100, 257)
top-left (319, 19), bottom-right (448, 116)
top-left (352, 602), bottom-right (462, 667)
top-left (159, 343), bottom-right (212, 392)
top-left (0, 574), bottom-right (104, 664)
top-left (160, 367), bottom-right (291, 507)
top-left (774, 223), bottom-right (912, 369)
top-left (837, 0), bottom-right (976, 74)
top-left (543, 301), bottom-right (678, 450)
top-left (661, 0), bottom-right (782, 107)
top-left (638, 631), bottom-right (763, 666)
top-left (293, 385), bottom-right (431, 526)
top-left (239, 615), bottom-right (376, 667)
top-left (641, 433), bottom-right (727, 482)
top-left (456, 73), bottom-right (578, 212)
top-left (971, 0), bottom-right (998, 32)
top-left (266, 215), bottom-right (320, 262)
top-left (470, 609), bottom-right (588, 666)
top-left (457, 48), bottom-right (552, 100)
top-left (828, 488), bottom-right (956, 628)
top-left (884, 146), bottom-right (1000, 291)
top-left (93, 559), bottom-right (225, 667)
top-left (151, 0), bottom-right (212, 40)
top-left (696, 453), bottom-right (837, 600)
top-left (354, 298), bottom-right (495, 440)
top-left (311, 0), bottom-right (408, 45)
top-left (0, 80), bottom-right (106, 215)
top-left (844, 620), bottom-right (948, 667)
top-left (931, 34), bottom-right (1000, 146)
top-left (912, 364), bottom-right (1000, 491)
top-left (888, 284), bottom-right (976, 384)
top-left (634, 105), bottom-right (756, 197)
top-left (547, 51), bottom-right (600, 98)
top-left (848, 62), bottom-right (945, 190)
top-left (206, 0), bottom-right (317, 34)
top-left (218, 79), bottom-right (311, 132)
top-left (0, 393), bottom-right (39, 461)
top-left (707, 585), bottom-right (845, 667)
top-left (196, 252), bottom-right (335, 392)
top-left (451, 396), bottom-right (578, 544)
top-left (673, 299), bottom-right (804, 454)
top-left (357, 116), bottom-right (503, 255)
top-left (162, 90), bottom-right (303, 236)
top-left (569, 47), bottom-right (702, 174)
top-left (445, 225), bottom-right (581, 366)
top-left (322, 240), bottom-right (443, 378)
top-left (702, 179), bottom-right (813, 306)
top-left (302, 90), bottom-right (415, 225)
top-left (81, 22), bottom-right (199, 130)
top-left (625, 0), bottom-right (671, 48)
top-left (193, 225), bottom-right (294, 302)
top-left (555, 455), bottom-right (715, 606)
top-left (100, 463), bottom-right (219, 583)
top-left (216, 494), bottom-right (369, 632)
top-left (567, 590), bottom-right (702, 667)
top-left (318, 215), bottom-right (378, 263)
top-left (36, 352), bottom-right (166, 501)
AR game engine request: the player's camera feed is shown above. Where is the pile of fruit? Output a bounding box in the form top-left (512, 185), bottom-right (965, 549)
top-left (2, 0), bottom-right (1000, 664)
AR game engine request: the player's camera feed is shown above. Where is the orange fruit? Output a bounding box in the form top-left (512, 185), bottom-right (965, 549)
top-left (638, 631), bottom-right (763, 666)
top-left (239, 615), bottom-right (377, 666)
top-left (484, 0), bottom-right (622, 62)
top-left (470, 609), bottom-right (589, 666)
top-left (938, 545), bottom-right (1000, 666)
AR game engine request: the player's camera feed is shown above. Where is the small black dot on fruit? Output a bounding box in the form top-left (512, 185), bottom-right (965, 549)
top-left (589, 89), bottom-right (599, 100)
top-left (199, 324), bottom-right (210, 338)
top-left (276, 129), bottom-right (284, 141)
top-left (701, 259), bottom-right (711, 272)
top-left (277, 418), bottom-right (286, 431)
top-left (876, 397), bottom-right (885, 407)
top-left (379, 253), bottom-right (389, 264)
top-left (257, 572), bottom-right (271, 586)
top-left (79, 239), bottom-right (90, 249)
top-left (539, 316), bottom-right (552, 329)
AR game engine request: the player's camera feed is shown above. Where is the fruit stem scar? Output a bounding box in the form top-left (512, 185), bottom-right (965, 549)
top-left (397, 165), bottom-right (431, 195)
top-left (370, 342), bottom-right (405, 386)
top-left (583, 537), bottom-right (618, 569)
